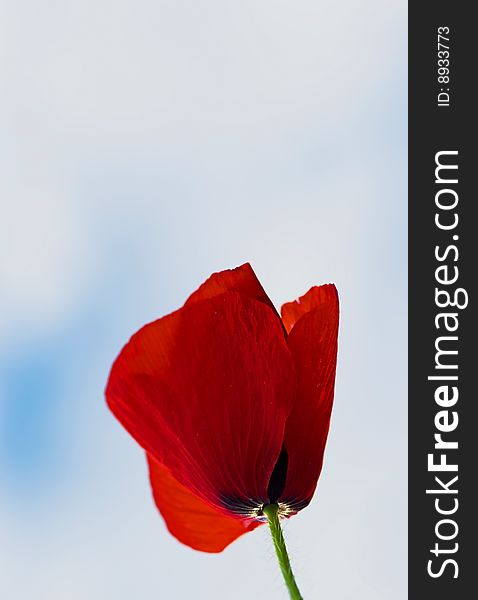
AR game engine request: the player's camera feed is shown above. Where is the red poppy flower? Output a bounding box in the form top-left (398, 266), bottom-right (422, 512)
top-left (106, 263), bottom-right (339, 553)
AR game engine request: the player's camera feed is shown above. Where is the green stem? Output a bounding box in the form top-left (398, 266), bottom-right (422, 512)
top-left (262, 504), bottom-right (303, 600)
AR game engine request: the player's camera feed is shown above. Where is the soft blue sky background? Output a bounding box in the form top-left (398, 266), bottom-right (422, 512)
top-left (1, 1), bottom-right (407, 598)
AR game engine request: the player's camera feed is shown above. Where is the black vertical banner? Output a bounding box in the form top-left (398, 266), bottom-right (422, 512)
top-left (409, 3), bottom-right (476, 599)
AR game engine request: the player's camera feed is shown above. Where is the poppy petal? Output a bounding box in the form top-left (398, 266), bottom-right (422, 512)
top-left (147, 454), bottom-right (261, 553)
top-left (281, 284), bottom-right (338, 334)
top-left (279, 285), bottom-right (339, 508)
top-left (185, 263), bottom-right (277, 315)
top-left (106, 291), bottom-right (295, 514)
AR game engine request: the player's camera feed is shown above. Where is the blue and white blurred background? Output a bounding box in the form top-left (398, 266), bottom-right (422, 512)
top-left (0, 2), bottom-right (407, 598)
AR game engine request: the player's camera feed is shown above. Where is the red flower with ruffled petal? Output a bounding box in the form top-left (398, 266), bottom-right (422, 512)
top-left (106, 263), bottom-right (339, 554)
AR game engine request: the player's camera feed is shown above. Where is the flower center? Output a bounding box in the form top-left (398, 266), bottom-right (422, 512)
top-left (251, 502), bottom-right (294, 522)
